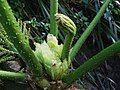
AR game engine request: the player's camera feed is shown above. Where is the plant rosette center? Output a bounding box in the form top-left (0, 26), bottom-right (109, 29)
top-left (34, 34), bottom-right (70, 80)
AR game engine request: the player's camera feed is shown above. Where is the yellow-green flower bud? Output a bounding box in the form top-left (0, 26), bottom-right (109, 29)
top-left (55, 13), bottom-right (76, 35)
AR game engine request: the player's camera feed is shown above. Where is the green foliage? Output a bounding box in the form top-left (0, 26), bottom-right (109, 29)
top-left (0, 23), bottom-right (16, 52)
top-left (0, 0), bottom-right (42, 78)
top-left (55, 14), bottom-right (77, 61)
top-left (0, 0), bottom-right (120, 90)
top-left (0, 47), bottom-right (16, 64)
top-left (50, 0), bottom-right (58, 36)
top-left (112, 1), bottom-right (120, 21)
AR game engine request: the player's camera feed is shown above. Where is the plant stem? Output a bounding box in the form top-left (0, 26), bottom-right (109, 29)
top-left (63, 39), bottom-right (120, 85)
top-left (50, 0), bottom-right (58, 37)
top-left (61, 34), bottom-right (73, 61)
top-left (70, 0), bottom-right (111, 60)
top-left (0, 1), bottom-right (42, 77)
top-left (0, 70), bottom-right (25, 81)
top-left (55, 14), bottom-right (76, 62)
top-left (0, 23), bottom-right (17, 52)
